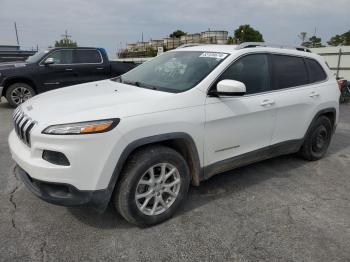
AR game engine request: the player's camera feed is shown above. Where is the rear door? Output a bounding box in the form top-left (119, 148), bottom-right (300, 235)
top-left (269, 54), bottom-right (324, 144)
top-left (74, 49), bottom-right (108, 83)
top-left (204, 53), bottom-right (276, 167)
top-left (36, 49), bottom-right (79, 91)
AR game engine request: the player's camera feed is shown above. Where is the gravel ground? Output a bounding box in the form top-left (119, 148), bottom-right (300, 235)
top-left (1, 100), bottom-right (350, 262)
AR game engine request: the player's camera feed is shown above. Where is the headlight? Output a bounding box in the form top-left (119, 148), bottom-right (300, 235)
top-left (42, 119), bottom-right (120, 135)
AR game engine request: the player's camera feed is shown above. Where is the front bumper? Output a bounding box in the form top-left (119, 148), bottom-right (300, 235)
top-left (15, 164), bottom-right (110, 211)
top-left (8, 127), bottom-right (125, 190)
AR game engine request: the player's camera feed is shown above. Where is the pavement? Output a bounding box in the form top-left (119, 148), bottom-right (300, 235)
top-left (1, 100), bottom-right (350, 262)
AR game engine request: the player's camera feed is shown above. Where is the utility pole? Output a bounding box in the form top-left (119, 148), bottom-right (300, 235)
top-left (61, 30), bottom-right (71, 40)
top-left (60, 30), bottom-right (72, 47)
top-left (298, 32), bottom-right (307, 45)
top-left (141, 32), bottom-right (144, 52)
top-left (14, 22), bottom-right (20, 46)
top-left (208, 28), bottom-right (211, 43)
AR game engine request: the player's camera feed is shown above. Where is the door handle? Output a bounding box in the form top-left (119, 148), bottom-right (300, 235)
top-left (309, 91), bottom-right (320, 98)
top-left (260, 99), bottom-right (275, 106)
top-left (96, 67), bottom-right (104, 70)
top-left (65, 68), bottom-right (73, 71)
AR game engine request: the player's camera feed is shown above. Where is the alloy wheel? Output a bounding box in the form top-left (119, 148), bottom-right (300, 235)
top-left (135, 163), bottom-right (181, 216)
top-left (11, 87), bottom-right (33, 105)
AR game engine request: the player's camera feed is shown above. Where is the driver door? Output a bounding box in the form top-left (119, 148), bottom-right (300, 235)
top-left (204, 53), bottom-right (276, 167)
top-left (37, 49), bottom-right (79, 91)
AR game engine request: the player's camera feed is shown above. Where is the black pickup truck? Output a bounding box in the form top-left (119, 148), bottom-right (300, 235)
top-left (0, 47), bottom-right (136, 107)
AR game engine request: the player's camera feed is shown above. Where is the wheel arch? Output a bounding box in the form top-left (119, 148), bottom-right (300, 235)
top-left (2, 77), bottom-right (37, 96)
top-left (304, 107), bottom-right (337, 139)
top-left (107, 132), bottom-right (202, 199)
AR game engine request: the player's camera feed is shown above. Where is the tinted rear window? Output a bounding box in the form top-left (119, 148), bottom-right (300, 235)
top-left (75, 50), bottom-right (102, 63)
top-left (272, 55), bottom-right (308, 89)
top-left (306, 59), bottom-right (327, 83)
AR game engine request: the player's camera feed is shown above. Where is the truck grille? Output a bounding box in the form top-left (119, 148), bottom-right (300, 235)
top-left (12, 107), bottom-right (36, 147)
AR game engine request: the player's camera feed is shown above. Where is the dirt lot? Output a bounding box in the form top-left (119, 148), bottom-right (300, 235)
top-left (1, 100), bottom-right (350, 262)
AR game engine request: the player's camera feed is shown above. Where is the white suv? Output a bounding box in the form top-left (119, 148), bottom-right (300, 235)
top-left (9, 43), bottom-right (340, 226)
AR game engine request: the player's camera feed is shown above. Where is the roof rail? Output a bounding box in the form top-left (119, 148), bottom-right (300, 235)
top-left (177, 43), bottom-right (203, 49)
top-left (235, 42), bottom-right (312, 53)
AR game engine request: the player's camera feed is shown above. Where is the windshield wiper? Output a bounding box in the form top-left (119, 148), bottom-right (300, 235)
top-left (122, 80), bottom-right (158, 90)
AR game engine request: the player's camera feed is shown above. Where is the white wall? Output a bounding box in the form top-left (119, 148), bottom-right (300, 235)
top-left (311, 46), bottom-right (350, 80)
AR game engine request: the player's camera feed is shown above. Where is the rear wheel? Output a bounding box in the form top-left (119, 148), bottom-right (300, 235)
top-left (299, 116), bottom-right (332, 161)
top-left (5, 83), bottom-right (35, 107)
top-left (113, 145), bottom-right (190, 226)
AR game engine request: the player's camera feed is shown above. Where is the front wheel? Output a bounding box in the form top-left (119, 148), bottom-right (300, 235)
top-left (113, 145), bottom-right (190, 226)
top-left (5, 83), bottom-right (36, 107)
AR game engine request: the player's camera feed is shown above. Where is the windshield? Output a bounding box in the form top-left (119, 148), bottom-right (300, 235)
top-left (25, 50), bottom-right (50, 64)
top-left (114, 51), bottom-right (228, 92)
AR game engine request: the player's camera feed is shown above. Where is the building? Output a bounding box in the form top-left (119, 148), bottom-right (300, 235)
top-left (0, 43), bottom-right (20, 51)
top-left (119, 29), bottom-right (229, 58)
top-left (149, 39), bottom-right (163, 49)
top-left (200, 30), bottom-right (228, 44)
top-left (180, 34), bottom-right (201, 44)
top-left (0, 43), bottom-right (36, 62)
top-left (163, 37), bottom-right (181, 49)
top-left (136, 42), bottom-right (148, 52)
top-left (126, 43), bottom-right (137, 52)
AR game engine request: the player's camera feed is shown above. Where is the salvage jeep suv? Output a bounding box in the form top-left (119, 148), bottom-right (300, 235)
top-left (9, 43), bottom-right (339, 226)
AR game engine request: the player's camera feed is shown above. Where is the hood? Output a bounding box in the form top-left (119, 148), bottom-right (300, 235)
top-left (0, 61), bottom-right (27, 71)
top-left (20, 80), bottom-right (201, 126)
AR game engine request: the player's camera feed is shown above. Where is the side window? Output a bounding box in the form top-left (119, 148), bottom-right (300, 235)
top-left (218, 54), bottom-right (270, 94)
top-left (272, 55), bottom-right (308, 89)
top-left (45, 50), bottom-right (73, 64)
top-left (75, 50), bottom-right (102, 64)
top-left (305, 59), bottom-right (327, 83)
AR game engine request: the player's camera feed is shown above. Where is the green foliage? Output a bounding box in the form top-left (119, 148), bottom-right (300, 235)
top-left (234, 25), bottom-right (264, 43)
top-left (302, 35), bottom-right (324, 48)
top-left (55, 38), bottom-right (78, 48)
top-left (145, 47), bottom-right (157, 57)
top-left (227, 36), bottom-right (237, 44)
top-left (169, 30), bottom-right (186, 38)
top-left (328, 31), bottom-right (350, 46)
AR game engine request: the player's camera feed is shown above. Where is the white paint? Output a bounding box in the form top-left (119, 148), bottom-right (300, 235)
top-left (9, 45), bottom-right (340, 191)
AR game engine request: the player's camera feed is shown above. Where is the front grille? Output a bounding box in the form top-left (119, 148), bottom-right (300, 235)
top-left (12, 107), bottom-right (36, 147)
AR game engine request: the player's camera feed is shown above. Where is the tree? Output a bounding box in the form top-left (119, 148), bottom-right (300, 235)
top-left (234, 25), bottom-right (264, 43)
top-left (169, 30), bottom-right (186, 38)
top-left (298, 32), bottom-right (307, 46)
top-left (303, 35), bottom-right (324, 48)
top-left (327, 34), bottom-right (343, 46)
top-left (55, 38), bottom-right (77, 48)
top-left (227, 36), bottom-right (236, 44)
top-left (328, 30), bottom-right (350, 46)
top-left (145, 47), bottom-right (157, 57)
top-left (54, 30), bottom-right (77, 47)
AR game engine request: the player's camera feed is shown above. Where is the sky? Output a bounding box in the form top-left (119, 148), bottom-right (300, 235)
top-left (0, 0), bottom-right (349, 57)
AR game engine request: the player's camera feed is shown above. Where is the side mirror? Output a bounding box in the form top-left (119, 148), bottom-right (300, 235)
top-left (44, 57), bottom-right (55, 65)
top-left (211, 80), bottom-right (246, 96)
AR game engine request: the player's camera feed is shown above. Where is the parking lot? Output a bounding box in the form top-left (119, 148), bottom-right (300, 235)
top-left (0, 100), bottom-right (349, 261)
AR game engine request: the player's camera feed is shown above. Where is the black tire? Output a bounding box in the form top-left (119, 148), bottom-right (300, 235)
top-left (299, 116), bottom-right (333, 161)
top-left (5, 83), bottom-right (36, 107)
top-left (113, 145), bottom-right (190, 226)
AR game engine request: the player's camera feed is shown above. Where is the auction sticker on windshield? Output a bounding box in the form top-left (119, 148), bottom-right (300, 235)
top-left (199, 52), bottom-right (228, 60)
